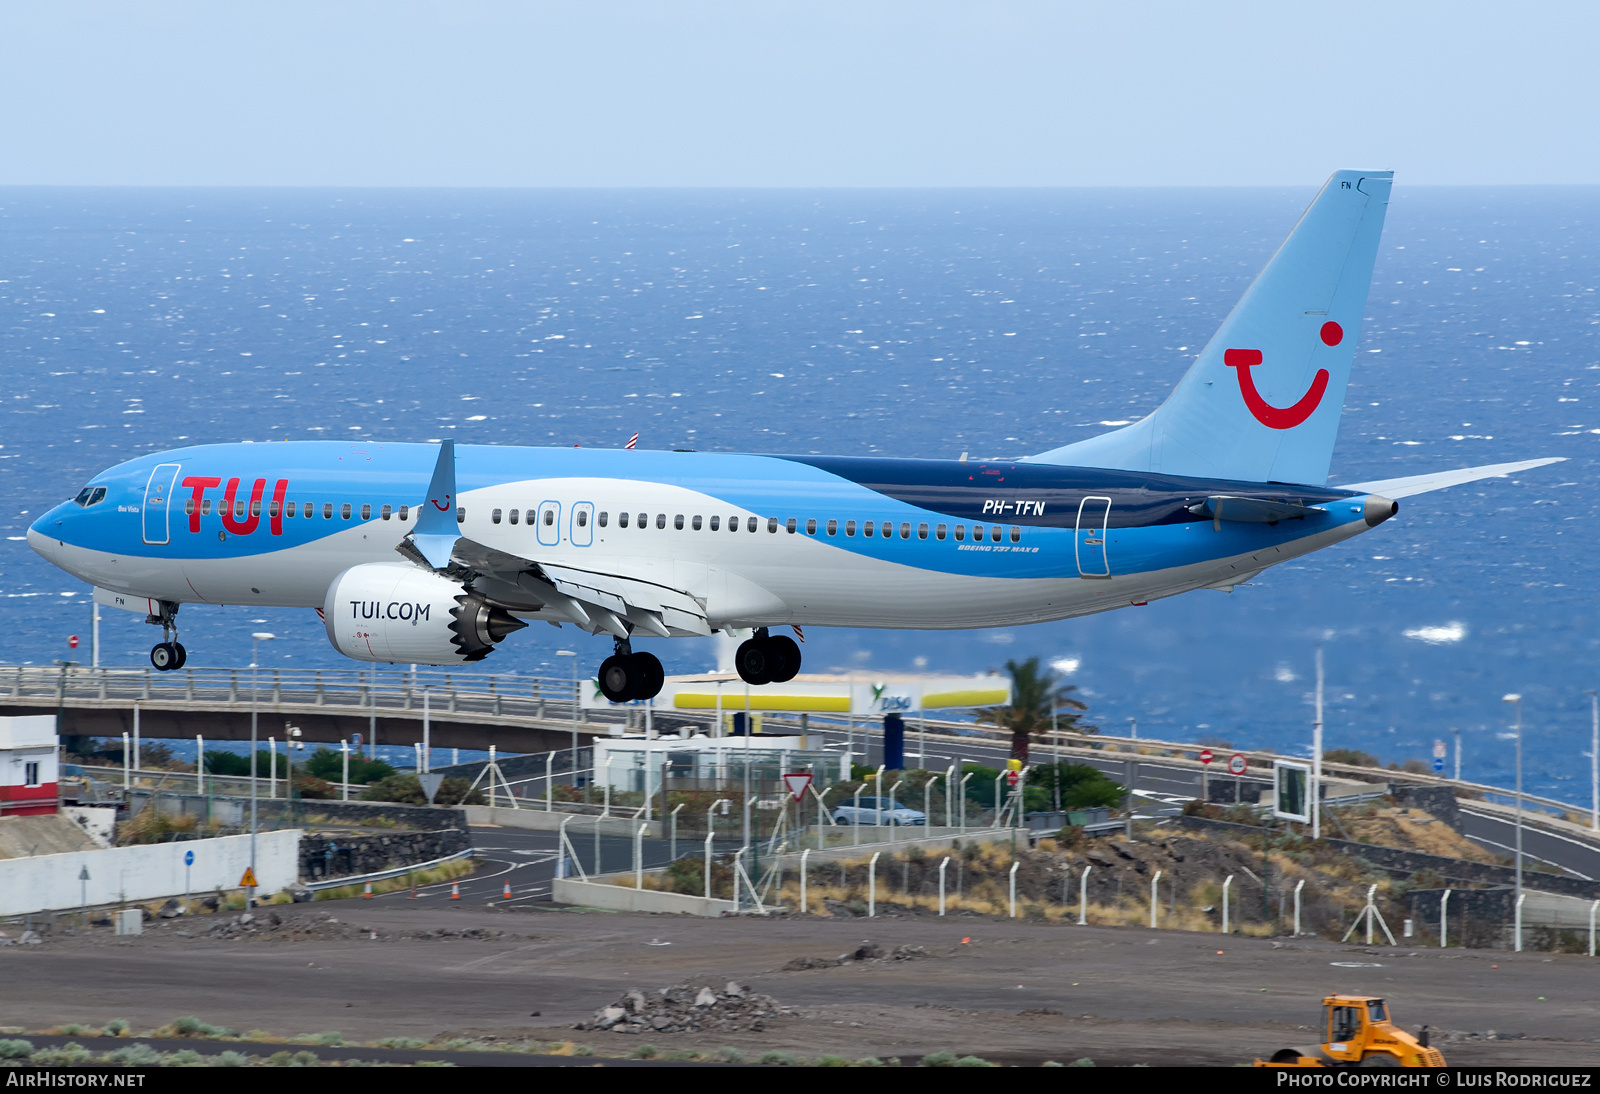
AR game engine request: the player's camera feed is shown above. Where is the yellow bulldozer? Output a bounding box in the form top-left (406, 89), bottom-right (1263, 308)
top-left (1256, 995), bottom-right (1446, 1067)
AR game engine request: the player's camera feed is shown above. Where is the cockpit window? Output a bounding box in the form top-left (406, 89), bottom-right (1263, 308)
top-left (73, 486), bottom-right (107, 508)
top-left (1366, 1000), bottom-right (1387, 1023)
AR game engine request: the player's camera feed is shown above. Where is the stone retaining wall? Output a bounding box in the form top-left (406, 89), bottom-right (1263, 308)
top-left (297, 827), bottom-right (470, 882)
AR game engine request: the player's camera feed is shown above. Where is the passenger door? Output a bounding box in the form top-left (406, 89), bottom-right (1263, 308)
top-left (1075, 496), bottom-right (1112, 578)
top-left (536, 500), bottom-right (562, 547)
top-left (141, 463), bottom-right (181, 545)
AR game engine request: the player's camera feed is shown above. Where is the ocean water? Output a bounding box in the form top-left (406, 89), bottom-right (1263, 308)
top-left (1, 185), bottom-right (1597, 798)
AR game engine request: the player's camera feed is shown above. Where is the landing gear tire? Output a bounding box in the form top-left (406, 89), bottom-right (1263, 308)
top-left (150, 643), bottom-right (177, 671)
top-left (171, 642), bottom-right (188, 670)
top-left (764, 635), bottom-right (801, 682)
top-left (598, 654), bottom-right (635, 703)
top-left (633, 652), bottom-right (664, 700)
top-left (598, 652), bottom-right (666, 703)
top-left (734, 639), bottom-right (773, 685)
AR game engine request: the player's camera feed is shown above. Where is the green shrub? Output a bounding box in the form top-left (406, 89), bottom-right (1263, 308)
top-left (213, 1051), bottom-right (249, 1067)
top-left (629, 1044), bottom-right (659, 1059)
top-left (759, 1051), bottom-right (797, 1065)
top-left (101, 1019), bottom-right (129, 1036)
top-left (58, 1023), bottom-right (87, 1036)
top-left (1067, 1057), bottom-right (1096, 1067)
top-left (33, 1043), bottom-right (92, 1065)
top-left (920, 1052), bottom-right (957, 1067)
top-left (572, 1045), bottom-right (594, 1057)
top-left (0, 1039), bottom-right (33, 1060)
top-left (716, 1047), bottom-right (744, 1064)
top-left (361, 774), bottom-right (484, 806)
top-left (109, 1044), bottom-right (162, 1067)
top-left (168, 1050), bottom-right (204, 1066)
top-left (377, 1037), bottom-right (427, 1049)
top-left (312, 1030), bottom-right (343, 1046)
top-left (954, 1055), bottom-right (995, 1067)
top-left (815, 1055), bottom-right (852, 1067)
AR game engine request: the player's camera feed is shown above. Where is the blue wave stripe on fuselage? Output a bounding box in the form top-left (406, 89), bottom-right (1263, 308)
top-left (35, 441), bottom-right (1370, 581)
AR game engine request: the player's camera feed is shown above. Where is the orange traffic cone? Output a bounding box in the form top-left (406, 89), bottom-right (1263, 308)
top-left (502, 881), bottom-right (512, 899)
top-left (450, 881), bottom-right (461, 900)
top-left (363, 882), bottom-right (373, 899)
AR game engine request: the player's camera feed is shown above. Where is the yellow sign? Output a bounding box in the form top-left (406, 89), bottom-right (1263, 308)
top-left (239, 867), bottom-right (258, 888)
top-left (1006, 758), bottom-right (1023, 772)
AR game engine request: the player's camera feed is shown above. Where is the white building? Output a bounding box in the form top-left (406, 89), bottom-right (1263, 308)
top-left (0, 715), bottom-right (60, 817)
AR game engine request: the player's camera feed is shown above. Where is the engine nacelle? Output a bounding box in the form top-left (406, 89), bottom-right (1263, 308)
top-left (322, 563), bottom-right (526, 665)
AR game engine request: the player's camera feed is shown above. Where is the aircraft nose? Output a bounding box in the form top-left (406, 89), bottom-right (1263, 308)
top-left (1363, 494), bottom-right (1398, 527)
top-left (26, 524), bottom-right (58, 561)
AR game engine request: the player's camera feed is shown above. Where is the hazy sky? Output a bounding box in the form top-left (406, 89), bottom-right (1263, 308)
top-left (2, 1), bottom-right (1596, 187)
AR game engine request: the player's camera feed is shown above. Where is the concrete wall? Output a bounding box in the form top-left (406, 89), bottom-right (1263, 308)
top-left (0, 830), bottom-right (300, 916)
top-left (551, 876), bottom-right (735, 916)
top-left (465, 805), bottom-right (659, 838)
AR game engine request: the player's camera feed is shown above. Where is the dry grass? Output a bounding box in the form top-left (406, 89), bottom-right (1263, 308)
top-left (1337, 806), bottom-right (1502, 863)
top-left (312, 857), bottom-right (475, 901)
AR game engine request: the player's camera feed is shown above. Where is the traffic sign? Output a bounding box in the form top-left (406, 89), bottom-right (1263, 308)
top-left (184, 850), bottom-right (194, 867)
top-left (239, 867), bottom-right (258, 889)
top-left (417, 772), bottom-right (445, 805)
top-left (1227, 753), bottom-right (1248, 776)
top-left (1433, 739), bottom-right (1447, 760)
top-left (1198, 749), bottom-right (1214, 765)
top-left (781, 773), bottom-right (813, 801)
top-left (68, 635), bottom-right (80, 650)
top-left (1433, 758), bottom-right (1444, 773)
top-left (1005, 770), bottom-right (1020, 788)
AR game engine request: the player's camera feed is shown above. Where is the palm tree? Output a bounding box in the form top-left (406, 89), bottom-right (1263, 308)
top-left (974, 657), bottom-right (1095, 762)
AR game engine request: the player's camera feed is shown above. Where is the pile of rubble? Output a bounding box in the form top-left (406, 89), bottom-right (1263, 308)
top-left (0, 930), bottom-right (42, 946)
top-left (576, 982), bottom-right (789, 1034)
top-left (161, 910), bottom-right (514, 943)
top-left (782, 939), bottom-right (929, 971)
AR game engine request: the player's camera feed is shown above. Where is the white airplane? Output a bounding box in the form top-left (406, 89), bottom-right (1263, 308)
top-left (30, 170), bottom-right (1561, 704)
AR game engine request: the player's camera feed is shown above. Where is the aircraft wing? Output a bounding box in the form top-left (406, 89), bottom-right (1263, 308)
top-left (442, 537), bottom-right (712, 639)
top-left (1337, 457), bottom-right (1566, 500)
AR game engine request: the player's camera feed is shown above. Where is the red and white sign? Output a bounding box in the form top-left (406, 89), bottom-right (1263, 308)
top-left (1005, 770), bottom-right (1020, 789)
top-left (1198, 749), bottom-right (1214, 766)
top-left (67, 635), bottom-right (79, 650)
top-left (781, 773), bottom-right (813, 801)
top-left (1227, 753), bottom-right (1248, 776)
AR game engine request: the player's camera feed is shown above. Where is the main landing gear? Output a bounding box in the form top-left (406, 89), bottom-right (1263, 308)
top-left (145, 600), bottom-right (187, 672)
top-left (734, 627), bottom-right (801, 686)
top-left (597, 637), bottom-right (665, 703)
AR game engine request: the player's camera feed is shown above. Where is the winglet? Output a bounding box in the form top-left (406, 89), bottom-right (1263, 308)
top-left (410, 440), bottom-right (459, 569)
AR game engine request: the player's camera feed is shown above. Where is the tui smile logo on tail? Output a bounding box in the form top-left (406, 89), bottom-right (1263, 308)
top-left (1223, 321), bottom-right (1343, 430)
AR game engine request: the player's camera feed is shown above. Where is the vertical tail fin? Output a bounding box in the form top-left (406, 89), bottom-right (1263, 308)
top-left (1030, 170), bottom-right (1393, 485)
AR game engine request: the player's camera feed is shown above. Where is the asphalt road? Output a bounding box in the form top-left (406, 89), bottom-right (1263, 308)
top-left (1458, 808), bottom-right (1600, 880)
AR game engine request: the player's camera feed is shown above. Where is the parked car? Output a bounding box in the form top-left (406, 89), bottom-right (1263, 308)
top-left (832, 796), bottom-right (926, 826)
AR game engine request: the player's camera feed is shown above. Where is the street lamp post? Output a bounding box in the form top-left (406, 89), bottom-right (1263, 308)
top-left (1312, 646), bottom-right (1324, 841)
top-left (1126, 716), bottom-right (1137, 741)
top-left (1503, 693), bottom-right (1524, 951)
top-left (557, 650), bottom-right (579, 794)
top-left (249, 632), bottom-right (275, 904)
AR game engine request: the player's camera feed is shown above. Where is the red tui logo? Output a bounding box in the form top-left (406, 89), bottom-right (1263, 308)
top-left (1223, 321), bottom-right (1342, 430)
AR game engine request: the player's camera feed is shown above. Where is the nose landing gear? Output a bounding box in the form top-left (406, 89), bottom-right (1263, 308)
top-left (734, 628), bottom-right (801, 686)
top-left (596, 637), bottom-right (665, 704)
top-left (145, 601), bottom-right (187, 671)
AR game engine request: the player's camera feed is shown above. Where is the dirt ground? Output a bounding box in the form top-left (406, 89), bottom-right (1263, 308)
top-left (3, 894), bottom-right (1599, 1066)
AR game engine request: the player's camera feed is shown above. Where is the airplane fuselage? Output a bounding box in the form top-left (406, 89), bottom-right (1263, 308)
top-left (30, 441), bottom-right (1389, 636)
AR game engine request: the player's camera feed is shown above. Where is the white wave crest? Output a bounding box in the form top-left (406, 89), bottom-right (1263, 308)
top-left (1403, 621), bottom-right (1468, 645)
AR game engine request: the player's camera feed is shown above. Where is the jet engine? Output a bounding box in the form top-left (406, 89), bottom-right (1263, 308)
top-left (322, 563), bottom-right (526, 664)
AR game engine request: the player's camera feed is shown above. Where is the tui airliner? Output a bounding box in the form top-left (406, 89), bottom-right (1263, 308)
top-left (29, 171), bottom-right (1560, 703)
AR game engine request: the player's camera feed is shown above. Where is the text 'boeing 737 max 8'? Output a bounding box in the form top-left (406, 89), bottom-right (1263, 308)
top-left (29, 171), bottom-right (1562, 703)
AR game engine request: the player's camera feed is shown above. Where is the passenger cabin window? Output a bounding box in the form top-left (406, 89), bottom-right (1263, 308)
top-left (286, 501), bottom-right (297, 518)
top-left (268, 501), bottom-right (280, 518)
top-left (880, 521), bottom-right (892, 538)
top-left (786, 518), bottom-right (797, 533)
top-left (748, 517), bottom-right (758, 532)
top-left (826, 519), bottom-right (838, 536)
top-left (457, 507), bottom-right (466, 524)
top-left (972, 523), bottom-right (984, 541)
top-left (619, 512), bottom-right (630, 528)
top-left (674, 514), bottom-right (685, 530)
top-left (184, 499), bottom-right (196, 515)
top-left (508, 508), bottom-right (519, 525)
top-left (845, 520), bottom-right (856, 536)
top-left (899, 522), bottom-right (911, 539)
top-left (710, 515), bottom-right (720, 531)
top-left (767, 517), bottom-right (778, 533)
top-left (360, 504), bottom-right (372, 521)
top-left (863, 521), bottom-right (874, 537)
top-left (251, 500), bottom-right (263, 518)
top-left (691, 515), bottom-right (701, 530)
top-left (656, 514), bottom-right (666, 529)
top-left (492, 508), bottom-right (503, 524)
top-left (398, 505), bottom-right (408, 521)
top-left (543, 508), bottom-right (555, 526)
top-left (638, 512), bottom-right (648, 528)
top-left (918, 523), bottom-right (929, 539)
top-left (1009, 526), bottom-right (1020, 543)
top-left (954, 524), bottom-right (965, 541)
top-left (936, 524), bottom-right (947, 540)
top-left (323, 503), bottom-right (333, 519)
top-left (597, 511), bottom-right (608, 527)
top-left (806, 519), bottom-right (817, 535)
top-left (991, 525), bottom-right (1002, 542)
top-left (578, 510), bottom-right (589, 528)
top-left (203, 499), bottom-right (213, 515)
top-left (341, 503), bottom-right (352, 520)
top-left (381, 504), bottom-right (392, 520)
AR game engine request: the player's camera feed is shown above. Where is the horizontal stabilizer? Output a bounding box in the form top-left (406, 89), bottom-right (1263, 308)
top-left (1187, 496), bottom-right (1315, 523)
top-left (1339, 457), bottom-right (1566, 500)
